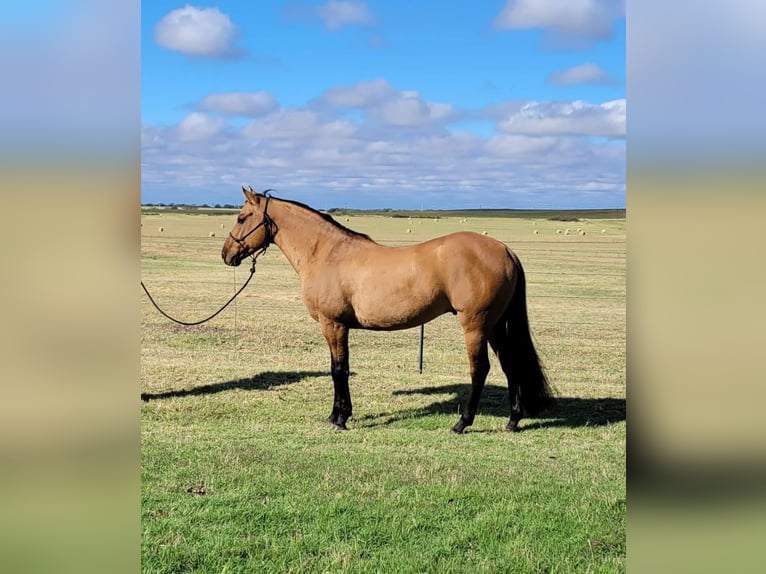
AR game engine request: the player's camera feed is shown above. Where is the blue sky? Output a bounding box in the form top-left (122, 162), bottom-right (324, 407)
top-left (142, 1), bottom-right (625, 209)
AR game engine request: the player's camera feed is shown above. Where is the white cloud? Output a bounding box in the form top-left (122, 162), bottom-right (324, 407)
top-left (493, 0), bottom-right (624, 46)
top-left (426, 102), bottom-right (455, 122)
top-left (320, 78), bottom-right (395, 107)
top-left (250, 109), bottom-right (318, 135)
top-left (547, 63), bottom-right (618, 86)
top-left (374, 96), bottom-right (430, 127)
top-left (142, 85), bottom-right (625, 208)
top-left (373, 95), bottom-right (456, 127)
top-left (197, 92), bottom-right (279, 117)
top-left (154, 5), bottom-right (243, 59)
top-left (316, 80), bottom-right (455, 128)
top-left (174, 112), bottom-right (225, 141)
top-left (318, 1), bottom-right (374, 30)
top-left (498, 99), bottom-right (625, 138)
top-left (143, 119), bottom-right (624, 207)
top-left (484, 134), bottom-right (559, 157)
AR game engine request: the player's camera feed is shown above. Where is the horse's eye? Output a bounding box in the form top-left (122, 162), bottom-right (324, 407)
top-left (237, 215), bottom-right (246, 224)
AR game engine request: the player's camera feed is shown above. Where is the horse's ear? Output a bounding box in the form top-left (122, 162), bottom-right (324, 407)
top-left (242, 187), bottom-right (257, 204)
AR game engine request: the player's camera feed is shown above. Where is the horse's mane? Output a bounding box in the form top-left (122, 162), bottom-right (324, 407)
top-left (276, 196), bottom-right (374, 242)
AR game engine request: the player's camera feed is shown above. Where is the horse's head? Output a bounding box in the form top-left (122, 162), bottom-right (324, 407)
top-left (221, 187), bottom-right (275, 266)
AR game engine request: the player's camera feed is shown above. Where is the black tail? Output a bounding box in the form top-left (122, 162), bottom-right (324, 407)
top-left (503, 252), bottom-right (555, 416)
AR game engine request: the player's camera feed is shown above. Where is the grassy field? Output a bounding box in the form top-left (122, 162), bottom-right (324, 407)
top-left (141, 210), bottom-right (626, 573)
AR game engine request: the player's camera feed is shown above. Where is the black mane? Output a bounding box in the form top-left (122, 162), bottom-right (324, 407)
top-left (273, 195), bottom-right (373, 242)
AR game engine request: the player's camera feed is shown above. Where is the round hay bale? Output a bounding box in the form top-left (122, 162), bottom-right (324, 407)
top-left (406, 228), bottom-right (412, 234)
top-left (345, 217), bottom-right (350, 222)
top-left (209, 232), bottom-right (216, 237)
top-left (579, 230), bottom-right (586, 236)
top-left (532, 221), bottom-right (537, 226)
top-left (601, 229), bottom-right (606, 233)
top-left (556, 229), bottom-right (562, 234)
top-left (564, 229), bottom-right (570, 235)
top-left (220, 224), bottom-right (225, 229)
top-left (533, 230), bottom-right (539, 235)
top-left (482, 231), bottom-right (488, 236)
top-left (159, 226), bottom-right (164, 232)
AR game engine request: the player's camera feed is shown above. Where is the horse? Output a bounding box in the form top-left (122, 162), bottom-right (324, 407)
top-left (222, 188), bottom-right (554, 433)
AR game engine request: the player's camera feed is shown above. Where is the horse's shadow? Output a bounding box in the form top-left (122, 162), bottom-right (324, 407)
top-left (357, 383), bottom-right (625, 430)
top-left (142, 374), bottom-right (625, 431)
top-left (140, 370), bottom-right (326, 401)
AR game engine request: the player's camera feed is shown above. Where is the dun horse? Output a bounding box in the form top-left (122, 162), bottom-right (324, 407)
top-left (222, 188), bottom-right (554, 433)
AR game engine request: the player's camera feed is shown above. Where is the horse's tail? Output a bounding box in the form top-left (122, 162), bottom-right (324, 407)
top-left (502, 250), bottom-right (555, 416)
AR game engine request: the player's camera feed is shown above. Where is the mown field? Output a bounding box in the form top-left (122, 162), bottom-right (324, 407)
top-left (141, 209), bottom-right (626, 573)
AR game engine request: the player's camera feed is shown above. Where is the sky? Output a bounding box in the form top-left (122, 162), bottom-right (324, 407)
top-left (141, 1), bottom-right (625, 209)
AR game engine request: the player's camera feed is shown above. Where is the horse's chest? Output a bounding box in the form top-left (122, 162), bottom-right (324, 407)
top-left (300, 277), bottom-right (351, 321)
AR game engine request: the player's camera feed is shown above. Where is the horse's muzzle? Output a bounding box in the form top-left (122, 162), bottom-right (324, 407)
top-left (226, 254), bottom-right (242, 267)
top-left (224, 252), bottom-right (243, 267)
top-left (222, 240), bottom-right (243, 267)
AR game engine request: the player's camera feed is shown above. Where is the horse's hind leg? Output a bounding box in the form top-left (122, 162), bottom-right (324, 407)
top-left (489, 327), bottom-right (523, 432)
top-left (320, 319), bottom-right (352, 431)
top-left (451, 327), bottom-right (490, 434)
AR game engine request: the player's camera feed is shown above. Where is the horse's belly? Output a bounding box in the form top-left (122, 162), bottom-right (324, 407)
top-left (351, 284), bottom-right (451, 331)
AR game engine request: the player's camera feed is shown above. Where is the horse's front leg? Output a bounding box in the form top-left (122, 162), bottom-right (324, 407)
top-left (320, 318), bottom-right (352, 431)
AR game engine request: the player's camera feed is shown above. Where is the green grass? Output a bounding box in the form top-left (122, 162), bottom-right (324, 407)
top-left (142, 211), bottom-right (625, 573)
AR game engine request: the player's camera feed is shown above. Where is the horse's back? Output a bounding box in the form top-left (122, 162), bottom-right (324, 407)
top-left (350, 231), bottom-right (510, 286)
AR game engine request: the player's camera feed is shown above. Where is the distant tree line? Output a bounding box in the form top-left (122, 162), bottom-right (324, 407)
top-left (141, 203), bottom-right (625, 220)
top-left (142, 203), bottom-right (240, 209)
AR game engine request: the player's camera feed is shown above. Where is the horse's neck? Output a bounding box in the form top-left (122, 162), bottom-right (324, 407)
top-left (270, 201), bottom-right (349, 276)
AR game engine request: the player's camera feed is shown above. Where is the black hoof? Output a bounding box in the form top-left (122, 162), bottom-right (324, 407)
top-left (451, 418), bottom-right (470, 434)
top-left (332, 423), bottom-right (348, 431)
top-left (506, 422), bottom-right (522, 433)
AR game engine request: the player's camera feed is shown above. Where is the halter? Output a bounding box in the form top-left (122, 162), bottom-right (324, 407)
top-left (140, 190), bottom-right (277, 326)
top-left (228, 190), bottom-right (277, 260)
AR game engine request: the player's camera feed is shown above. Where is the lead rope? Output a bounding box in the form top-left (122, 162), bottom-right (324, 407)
top-left (140, 245), bottom-right (267, 326)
